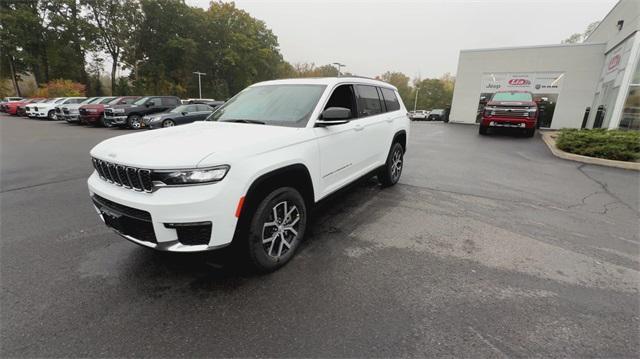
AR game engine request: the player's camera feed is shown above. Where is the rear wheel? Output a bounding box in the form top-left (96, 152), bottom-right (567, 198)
top-left (479, 125), bottom-right (488, 135)
top-left (127, 114), bottom-right (142, 129)
top-left (247, 187), bottom-right (306, 272)
top-left (378, 142), bottom-right (404, 187)
top-left (162, 119), bottom-right (175, 127)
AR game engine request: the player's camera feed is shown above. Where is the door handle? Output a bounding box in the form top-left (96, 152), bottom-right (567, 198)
top-left (354, 123), bottom-right (364, 131)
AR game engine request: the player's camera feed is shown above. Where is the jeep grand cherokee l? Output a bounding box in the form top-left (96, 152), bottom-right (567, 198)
top-left (479, 91), bottom-right (538, 137)
top-left (88, 77), bottom-right (409, 271)
top-left (103, 96), bottom-right (181, 129)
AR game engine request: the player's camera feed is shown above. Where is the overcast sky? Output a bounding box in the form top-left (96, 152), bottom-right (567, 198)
top-left (186, 0), bottom-right (616, 79)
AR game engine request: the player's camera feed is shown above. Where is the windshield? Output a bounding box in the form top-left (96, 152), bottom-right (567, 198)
top-left (54, 98), bottom-right (65, 103)
top-left (170, 105), bottom-right (190, 113)
top-left (99, 97), bottom-right (116, 104)
top-left (133, 96), bottom-right (150, 105)
top-left (206, 84), bottom-right (326, 127)
top-left (81, 97), bottom-right (97, 104)
top-left (491, 92), bottom-right (533, 102)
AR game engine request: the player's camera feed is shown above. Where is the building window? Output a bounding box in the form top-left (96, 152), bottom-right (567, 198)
top-left (620, 59), bottom-right (640, 130)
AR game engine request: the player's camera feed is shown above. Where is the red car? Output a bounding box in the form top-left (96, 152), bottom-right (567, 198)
top-left (80, 96), bottom-right (140, 127)
top-left (3, 98), bottom-right (30, 115)
top-left (479, 91), bottom-right (539, 137)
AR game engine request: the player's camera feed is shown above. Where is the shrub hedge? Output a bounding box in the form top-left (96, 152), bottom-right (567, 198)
top-left (555, 129), bottom-right (640, 162)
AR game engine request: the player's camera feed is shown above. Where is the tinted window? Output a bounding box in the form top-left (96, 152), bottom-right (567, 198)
top-left (356, 85), bottom-right (383, 117)
top-left (162, 97), bottom-right (179, 106)
top-left (147, 97), bottom-right (161, 106)
top-left (197, 105), bottom-right (212, 111)
top-left (380, 88), bottom-right (400, 111)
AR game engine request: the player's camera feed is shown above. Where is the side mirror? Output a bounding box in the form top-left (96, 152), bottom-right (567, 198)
top-left (181, 111), bottom-right (188, 116)
top-left (316, 107), bottom-right (351, 126)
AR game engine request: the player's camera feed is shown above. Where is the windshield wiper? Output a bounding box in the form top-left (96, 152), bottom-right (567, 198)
top-left (221, 119), bottom-right (265, 125)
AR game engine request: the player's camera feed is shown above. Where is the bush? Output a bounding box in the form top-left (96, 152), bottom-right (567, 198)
top-left (34, 79), bottom-right (86, 97)
top-left (556, 128), bottom-right (640, 161)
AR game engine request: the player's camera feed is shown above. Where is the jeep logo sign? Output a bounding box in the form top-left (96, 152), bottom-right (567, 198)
top-left (508, 79), bottom-right (530, 86)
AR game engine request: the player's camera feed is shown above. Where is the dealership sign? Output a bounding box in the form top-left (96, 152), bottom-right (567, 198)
top-left (481, 72), bottom-right (564, 94)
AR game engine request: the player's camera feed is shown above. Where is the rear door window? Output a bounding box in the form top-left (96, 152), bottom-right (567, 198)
top-left (355, 85), bottom-right (383, 117)
top-left (162, 97), bottom-right (180, 106)
top-left (380, 88), bottom-right (400, 112)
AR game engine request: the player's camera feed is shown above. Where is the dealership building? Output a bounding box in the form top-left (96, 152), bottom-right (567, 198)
top-left (450, 0), bottom-right (640, 130)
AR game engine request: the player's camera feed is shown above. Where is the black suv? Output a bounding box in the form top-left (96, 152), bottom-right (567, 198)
top-left (103, 96), bottom-right (181, 129)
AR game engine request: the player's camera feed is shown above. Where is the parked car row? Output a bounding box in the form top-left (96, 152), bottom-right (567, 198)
top-left (1, 95), bottom-right (224, 129)
top-left (408, 108), bottom-right (447, 121)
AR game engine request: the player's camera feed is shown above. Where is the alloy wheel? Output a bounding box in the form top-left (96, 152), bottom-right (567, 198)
top-left (261, 200), bottom-right (300, 259)
top-left (391, 147), bottom-right (403, 182)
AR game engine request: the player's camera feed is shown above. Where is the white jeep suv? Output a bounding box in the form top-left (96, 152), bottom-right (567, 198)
top-left (88, 77), bottom-right (409, 271)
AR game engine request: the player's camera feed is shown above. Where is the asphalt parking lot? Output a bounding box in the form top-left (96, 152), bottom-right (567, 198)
top-left (1, 115), bottom-right (639, 357)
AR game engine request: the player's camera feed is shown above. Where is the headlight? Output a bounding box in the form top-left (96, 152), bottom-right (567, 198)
top-left (112, 108), bottom-right (125, 113)
top-left (152, 165), bottom-right (230, 186)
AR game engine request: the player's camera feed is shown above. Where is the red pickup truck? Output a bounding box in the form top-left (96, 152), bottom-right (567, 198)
top-left (479, 91), bottom-right (538, 137)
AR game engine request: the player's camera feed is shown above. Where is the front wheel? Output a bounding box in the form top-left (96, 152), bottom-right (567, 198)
top-left (479, 125), bottom-right (488, 135)
top-left (378, 142), bottom-right (404, 187)
top-left (247, 187), bottom-right (307, 272)
top-left (127, 115), bottom-right (142, 129)
top-left (162, 119), bottom-right (175, 127)
top-left (524, 128), bottom-right (535, 137)
top-left (47, 110), bottom-right (56, 121)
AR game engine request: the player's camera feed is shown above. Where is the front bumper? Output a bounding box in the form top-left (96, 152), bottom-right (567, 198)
top-left (65, 114), bottom-right (80, 122)
top-left (103, 114), bottom-right (128, 126)
top-left (81, 113), bottom-right (103, 123)
top-left (88, 172), bottom-right (242, 252)
top-left (481, 116), bottom-right (536, 129)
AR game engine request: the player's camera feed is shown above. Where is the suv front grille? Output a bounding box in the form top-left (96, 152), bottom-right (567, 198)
top-left (92, 158), bottom-right (154, 192)
top-left (104, 109), bottom-right (113, 116)
top-left (492, 108), bottom-right (529, 117)
top-left (63, 108), bottom-right (70, 115)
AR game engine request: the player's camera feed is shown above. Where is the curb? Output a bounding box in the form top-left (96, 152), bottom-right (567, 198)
top-left (540, 131), bottom-right (640, 171)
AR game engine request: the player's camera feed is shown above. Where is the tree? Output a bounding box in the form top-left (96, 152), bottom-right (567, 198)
top-left (84, 0), bottom-right (140, 94)
top-left (562, 21), bottom-right (600, 44)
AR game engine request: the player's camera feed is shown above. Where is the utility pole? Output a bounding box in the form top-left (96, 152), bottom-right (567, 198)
top-left (332, 62), bottom-right (345, 77)
top-left (193, 71), bottom-right (206, 98)
top-left (414, 87), bottom-right (420, 111)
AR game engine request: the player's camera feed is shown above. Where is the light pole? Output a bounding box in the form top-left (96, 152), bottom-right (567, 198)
top-left (413, 87), bottom-right (420, 111)
top-left (332, 62), bottom-right (345, 77)
top-left (193, 71), bottom-right (206, 99)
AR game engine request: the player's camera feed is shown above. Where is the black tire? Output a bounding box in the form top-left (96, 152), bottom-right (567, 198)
top-left (127, 114), bottom-right (142, 129)
top-left (100, 115), bottom-right (112, 128)
top-left (525, 128), bottom-right (535, 138)
top-left (378, 142), bottom-right (404, 187)
top-left (47, 110), bottom-right (56, 121)
top-left (162, 119), bottom-right (175, 128)
top-left (479, 125), bottom-right (488, 135)
top-left (247, 187), bottom-right (307, 272)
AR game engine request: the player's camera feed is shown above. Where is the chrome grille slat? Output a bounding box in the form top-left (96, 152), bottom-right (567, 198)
top-left (92, 157), bottom-right (153, 192)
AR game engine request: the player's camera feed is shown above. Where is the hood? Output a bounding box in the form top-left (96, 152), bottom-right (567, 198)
top-left (82, 103), bottom-right (106, 110)
top-left (487, 100), bottom-right (537, 107)
top-left (64, 103), bottom-right (87, 110)
top-left (90, 121), bottom-right (302, 169)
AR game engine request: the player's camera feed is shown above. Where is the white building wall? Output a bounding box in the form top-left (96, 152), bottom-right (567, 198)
top-left (585, 0), bottom-right (640, 52)
top-left (450, 43), bottom-right (606, 129)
